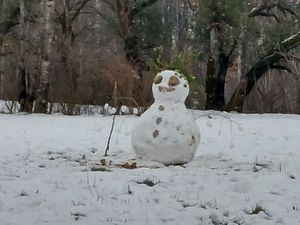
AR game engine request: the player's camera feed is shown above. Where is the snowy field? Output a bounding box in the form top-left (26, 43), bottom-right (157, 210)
top-left (1, 111), bottom-right (300, 225)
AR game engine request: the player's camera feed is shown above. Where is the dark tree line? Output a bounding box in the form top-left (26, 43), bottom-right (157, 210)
top-left (0, 0), bottom-right (300, 113)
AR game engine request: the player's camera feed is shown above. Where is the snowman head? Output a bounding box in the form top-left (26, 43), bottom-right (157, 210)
top-left (152, 70), bottom-right (189, 103)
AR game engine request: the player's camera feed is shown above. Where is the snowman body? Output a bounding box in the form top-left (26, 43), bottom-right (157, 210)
top-left (131, 70), bottom-right (200, 165)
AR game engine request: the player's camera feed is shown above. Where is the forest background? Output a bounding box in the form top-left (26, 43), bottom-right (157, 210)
top-left (0, 0), bottom-right (300, 114)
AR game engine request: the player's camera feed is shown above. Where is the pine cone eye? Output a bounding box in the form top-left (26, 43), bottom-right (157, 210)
top-left (168, 76), bottom-right (180, 87)
top-left (153, 75), bottom-right (163, 84)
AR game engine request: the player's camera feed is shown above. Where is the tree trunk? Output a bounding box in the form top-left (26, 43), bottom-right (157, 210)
top-left (205, 24), bottom-right (237, 110)
top-left (62, 0), bottom-right (77, 92)
top-left (0, 40), bottom-right (4, 98)
top-left (18, 0), bottom-right (34, 112)
top-left (205, 26), bottom-right (220, 110)
top-left (215, 51), bottom-right (230, 109)
top-left (160, 0), bottom-right (172, 62)
top-left (177, 0), bottom-right (188, 52)
top-left (34, 0), bottom-right (55, 113)
top-left (205, 56), bottom-right (217, 109)
top-left (227, 30), bottom-right (246, 112)
top-left (237, 30), bottom-right (246, 84)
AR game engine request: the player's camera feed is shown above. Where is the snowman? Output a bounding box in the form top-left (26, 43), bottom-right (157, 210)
top-left (131, 70), bottom-right (200, 165)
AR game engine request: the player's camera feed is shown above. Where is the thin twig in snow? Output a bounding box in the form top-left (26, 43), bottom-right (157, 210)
top-left (193, 112), bottom-right (241, 126)
top-left (104, 113), bottom-right (117, 156)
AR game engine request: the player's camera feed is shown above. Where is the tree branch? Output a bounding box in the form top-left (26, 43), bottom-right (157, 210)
top-left (270, 64), bottom-right (292, 73)
top-left (227, 31), bottom-right (300, 112)
top-left (55, 0), bottom-right (91, 26)
top-left (246, 31), bottom-right (300, 95)
top-left (249, 2), bottom-right (296, 22)
top-left (287, 55), bottom-right (300, 62)
top-left (69, 0), bottom-right (91, 24)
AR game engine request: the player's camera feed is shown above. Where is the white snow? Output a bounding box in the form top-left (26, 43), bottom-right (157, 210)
top-left (1, 111), bottom-right (300, 225)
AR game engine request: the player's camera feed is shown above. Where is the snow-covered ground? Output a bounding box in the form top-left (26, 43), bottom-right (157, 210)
top-left (1, 111), bottom-right (300, 225)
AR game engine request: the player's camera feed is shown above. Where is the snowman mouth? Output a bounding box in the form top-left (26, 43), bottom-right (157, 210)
top-left (159, 86), bottom-right (175, 93)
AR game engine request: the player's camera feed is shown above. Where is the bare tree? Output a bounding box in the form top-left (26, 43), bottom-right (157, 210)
top-left (228, 31), bottom-right (300, 111)
top-left (17, 0), bottom-right (34, 112)
top-left (55, 0), bottom-right (91, 92)
top-left (34, 0), bottom-right (55, 113)
top-left (249, 0), bottom-right (296, 22)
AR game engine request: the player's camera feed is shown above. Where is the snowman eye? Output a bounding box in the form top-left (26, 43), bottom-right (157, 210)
top-left (168, 76), bottom-right (180, 87)
top-left (153, 75), bottom-right (163, 84)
